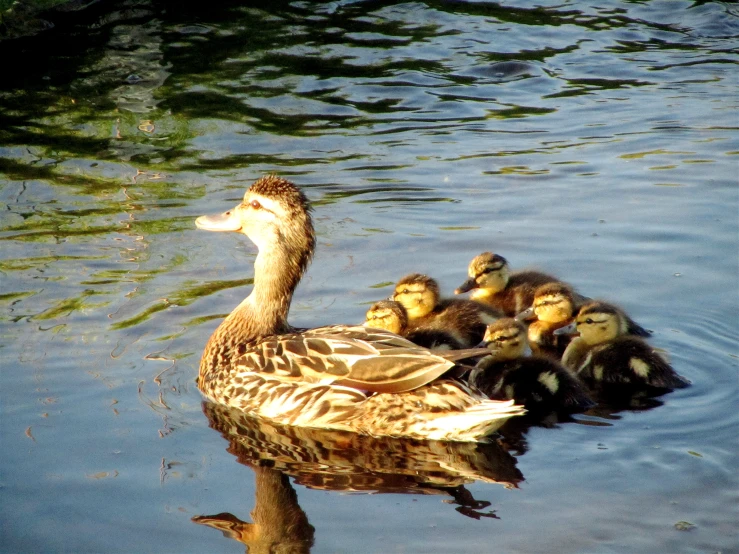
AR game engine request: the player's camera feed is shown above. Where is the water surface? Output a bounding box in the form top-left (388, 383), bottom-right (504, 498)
top-left (1, 1), bottom-right (737, 552)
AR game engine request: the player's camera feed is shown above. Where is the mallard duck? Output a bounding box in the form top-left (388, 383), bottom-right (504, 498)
top-left (516, 281), bottom-right (579, 359)
top-left (455, 252), bottom-right (558, 317)
top-left (392, 273), bottom-right (502, 348)
top-left (364, 300), bottom-right (465, 350)
top-left (560, 301), bottom-right (690, 392)
top-left (195, 175), bottom-right (524, 441)
top-left (469, 319), bottom-right (594, 414)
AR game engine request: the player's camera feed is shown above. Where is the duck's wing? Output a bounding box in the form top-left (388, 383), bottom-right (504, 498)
top-left (239, 325), bottom-right (455, 394)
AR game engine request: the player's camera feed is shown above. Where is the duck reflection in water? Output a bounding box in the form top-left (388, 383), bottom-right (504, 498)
top-left (193, 401), bottom-right (523, 551)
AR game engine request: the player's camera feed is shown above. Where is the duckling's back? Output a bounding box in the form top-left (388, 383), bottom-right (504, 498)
top-left (409, 298), bottom-right (501, 348)
top-left (577, 336), bottom-right (690, 391)
top-left (486, 270), bottom-right (558, 317)
top-left (472, 356), bottom-right (594, 414)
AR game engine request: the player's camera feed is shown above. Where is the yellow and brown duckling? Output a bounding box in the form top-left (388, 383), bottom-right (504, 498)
top-left (516, 282), bottom-right (580, 359)
top-left (392, 273), bottom-right (502, 348)
top-left (455, 252), bottom-right (559, 317)
top-left (195, 175), bottom-right (524, 441)
top-left (560, 301), bottom-right (689, 393)
top-left (469, 319), bottom-right (594, 415)
top-left (364, 300), bottom-right (466, 350)
top-left (518, 282), bottom-right (651, 360)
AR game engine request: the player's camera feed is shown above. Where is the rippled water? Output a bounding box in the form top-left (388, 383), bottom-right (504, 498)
top-left (1, 1), bottom-right (737, 552)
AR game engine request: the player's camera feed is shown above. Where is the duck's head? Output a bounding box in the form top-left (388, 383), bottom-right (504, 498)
top-left (521, 282), bottom-right (575, 324)
top-left (479, 318), bottom-right (527, 361)
top-left (196, 175), bottom-right (316, 281)
top-left (364, 300), bottom-right (408, 334)
top-left (392, 273), bottom-right (440, 319)
top-left (455, 252), bottom-right (510, 296)
top-left (570, 301), bottom-right (626, 345)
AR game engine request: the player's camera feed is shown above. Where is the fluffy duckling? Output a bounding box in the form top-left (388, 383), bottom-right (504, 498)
top-left (469, 319), bottom-right (594, 414)
top-left (392, 273), bottom-right (502, 348)
top-left (518, 282), bottom-right (651, 360)
top-left (517, 282), bottom-right (579, 359)
top-left (364, 300), bottom-right (465, 350)
top-left (561, 301), bottom-right (689, 392)
top-left (455, 252), bottom-right (558, 317)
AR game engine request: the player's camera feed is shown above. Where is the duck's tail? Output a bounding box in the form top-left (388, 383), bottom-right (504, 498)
top-left (360, 380), bottom-right (526, 442)
top-left (422, 399), bottom-right (526, 442)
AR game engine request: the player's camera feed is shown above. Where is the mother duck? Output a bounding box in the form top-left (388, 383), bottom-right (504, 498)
top-left (196, 176), bottom-right (524, 441)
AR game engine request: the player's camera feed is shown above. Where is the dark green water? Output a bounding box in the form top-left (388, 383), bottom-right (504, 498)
top-left (1, 1), bottom-right (737, 552)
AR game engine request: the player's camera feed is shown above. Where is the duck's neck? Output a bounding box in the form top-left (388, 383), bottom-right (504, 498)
top-left (225, 244), bottom-right (306, 339)
top-left (200, 241), bottom-right (311, 381)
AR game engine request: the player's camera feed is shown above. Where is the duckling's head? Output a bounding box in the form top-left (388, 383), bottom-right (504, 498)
top-left (455, 252), bottom-right (510, 297)
top-left (364, 300), bottom-right (407, 334)
top-left (196, 175), bottom-right (316, 281)
top-left (573, 301), bottom-right (626, 345)
top-left (480, 318), bottom-right (528, 361)
top-left (531, 282), bottom-right (575, 323)
top-left (392, 273), bottom-right (440, 319)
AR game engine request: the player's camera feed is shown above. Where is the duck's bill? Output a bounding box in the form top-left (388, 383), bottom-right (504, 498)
top-left (454, 277), bottom-right (478, 294)
top-left (196, 209), bottom-right (242, 232)
top-left (553, 322), bottom-right (578, 336)
top-left (515, 306), bottom-right (535, 321)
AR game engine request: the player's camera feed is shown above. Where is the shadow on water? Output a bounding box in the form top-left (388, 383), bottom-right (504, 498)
top-left (193, 401), bottom-right (522, 550)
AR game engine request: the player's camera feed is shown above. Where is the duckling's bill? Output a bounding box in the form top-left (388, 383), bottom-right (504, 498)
top-left (554, 322), bottom-right (578, 336)
top-left (454, 277), bottom-right (478, 294)
top-left (515, 306), bottom-right (535, 321)
top-left (196, 209), bottom-right (243, 232)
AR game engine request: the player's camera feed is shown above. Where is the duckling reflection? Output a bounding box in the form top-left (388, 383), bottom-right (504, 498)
top-left (193, 401), bottom-right (523, 550)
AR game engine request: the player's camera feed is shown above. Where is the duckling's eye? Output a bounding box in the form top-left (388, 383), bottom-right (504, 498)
top-left (585, 318), bottom-right (594, 324)
top-left (250, 199), bottom-right (261, 210)
top-left (402, 288), bottom-right (409, 294)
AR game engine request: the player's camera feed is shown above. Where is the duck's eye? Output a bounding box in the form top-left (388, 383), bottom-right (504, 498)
top-left (585, 318), bottom-right (594, 324)
top-left (402, 288), bottom-right (409, 294)
top-left (250, 199), bottom-right (261, 209)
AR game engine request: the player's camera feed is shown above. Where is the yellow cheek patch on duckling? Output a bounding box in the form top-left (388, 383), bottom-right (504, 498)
top-left (629, 357), bottom-right (651, 378)
top-left (537, 371), bottom-right (559, 394)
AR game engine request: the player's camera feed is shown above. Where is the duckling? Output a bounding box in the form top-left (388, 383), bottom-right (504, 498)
top-left (516, 282), bottom-right (579, 359)
top-left (469, 319), bottom-right (594, 414)
top-left (455, 252), bottom-right (558, 317)
top-left (518, 283), bottom-right (651, 359)
top-left (392, 273), bottom-right (502, 348)
top-left (560, 301), bottom-right (689, 392)
top-left (364, 300), bottom-right (465, 350)
top-left (195, 175), bottom-right (524, 441)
